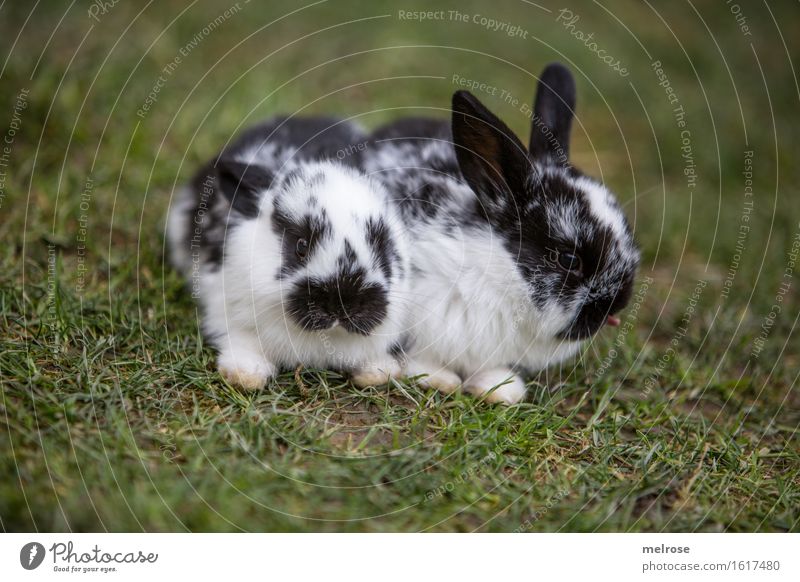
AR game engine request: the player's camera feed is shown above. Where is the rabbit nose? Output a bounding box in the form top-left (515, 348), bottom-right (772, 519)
top-left (289, 272), bottom-right (388, 335)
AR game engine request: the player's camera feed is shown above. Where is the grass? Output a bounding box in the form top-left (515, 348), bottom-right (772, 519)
top-left (1, 0), bottom-right (798, 532)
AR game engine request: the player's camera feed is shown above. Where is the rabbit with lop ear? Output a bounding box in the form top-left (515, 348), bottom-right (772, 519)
top-left (168, 116), bottom-right (411, 390)
top-left (362, 63), bottom-right (640, 404)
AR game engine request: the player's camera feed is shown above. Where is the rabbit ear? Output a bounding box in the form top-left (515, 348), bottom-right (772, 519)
top-left (529, 63), bottom-right (576, 165)
top-left (216, 158), bottom-right (273, 217)
top-left (451, 90), bottom-right (530, 205)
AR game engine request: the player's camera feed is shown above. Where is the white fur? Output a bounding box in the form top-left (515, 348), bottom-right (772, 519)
top-left (399, 225), bottom-right (584, 392)
top-left (171, 161), bottom-right (411, 388)
top-left (464, 368), bottom-right (528, 404)
top-left (405, 357), bottom-right (462, 394)
top-left (165, 185), bottom-right (196, 277)
top-left (575, 174), bottom-right (632, 253)
top-left (363, 136), bottom-right (638, 406)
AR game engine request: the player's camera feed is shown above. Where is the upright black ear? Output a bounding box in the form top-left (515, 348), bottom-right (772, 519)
top-left (451, 90), bottom-right (531, 206)
top-left (529, 63), bottom-right (576, 165)
top-left (215, 158), bottom-right (273, 217)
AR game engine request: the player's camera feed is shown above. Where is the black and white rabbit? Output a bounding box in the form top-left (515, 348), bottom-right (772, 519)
top-left (168, 116), bottom-right (410, 390)
top-left (361, 63), bottom-right (640, 404)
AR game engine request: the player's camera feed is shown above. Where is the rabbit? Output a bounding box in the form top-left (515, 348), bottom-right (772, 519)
top-left (360, 63), bottom-right (640, 404)
top-left (167, 116), bottom-right (411, 390)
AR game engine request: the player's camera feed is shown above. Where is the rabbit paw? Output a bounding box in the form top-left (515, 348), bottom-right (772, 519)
top-left (464, 369), bottom-right (526, 405)
top-left (405, 359), bottom-right (462, 394)
top-left (351, 359), bottom-right (402, 387)
top-left (218, 350), bottom-right (276, 391)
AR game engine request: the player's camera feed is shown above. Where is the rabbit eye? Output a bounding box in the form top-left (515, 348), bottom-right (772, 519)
top-left (296, 238), bottom-right (309, 259)
top-left (557, 251), bottom-right (582, 273)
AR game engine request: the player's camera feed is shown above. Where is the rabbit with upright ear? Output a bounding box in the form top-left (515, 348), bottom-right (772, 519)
top-left (168, 116), bottom-right (411, 390)
top-left (362, 63), bottom-right (640, 404)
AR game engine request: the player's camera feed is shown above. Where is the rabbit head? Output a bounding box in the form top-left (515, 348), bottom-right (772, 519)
top-left (216, 158), bottom-right (408, 338)
top-left (451, 63), bottom-right (640, 341)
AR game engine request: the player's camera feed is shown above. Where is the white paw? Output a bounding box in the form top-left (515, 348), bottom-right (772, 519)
top-left (217, 351), bottom-right (276, 391)
top-left (405, 359), bottom-right (462, 394)
top-left (351, 359), bottom-right (402, 388)
top-left (464, 369), bottom-right (527, 405)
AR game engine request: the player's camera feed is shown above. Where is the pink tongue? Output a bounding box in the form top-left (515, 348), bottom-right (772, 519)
top-left (606, 315), bottom-right (621, 327)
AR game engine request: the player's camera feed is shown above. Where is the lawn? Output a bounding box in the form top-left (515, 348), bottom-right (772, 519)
top-left (1, 0), bottom-right (798, 532)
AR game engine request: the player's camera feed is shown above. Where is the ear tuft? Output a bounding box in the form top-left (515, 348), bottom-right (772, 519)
top-left (216, 158), bottom-right (273, 217)
top-left (529, 62), bottom-right (576, 165)
top-left (451, 90), bottom-right (530, 206)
